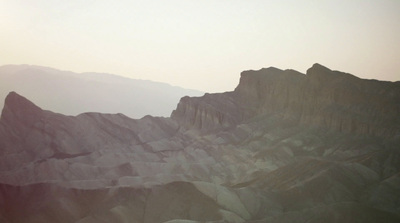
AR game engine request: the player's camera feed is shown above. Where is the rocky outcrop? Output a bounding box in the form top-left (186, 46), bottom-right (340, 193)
top-left (171, 92), bottom-right (244, 131)
top-left (302, 64), bottom-right (400, 137)
top-left (1, 64), bottom-right (400, 222)
top-left (173, 63), bottom-right (400, 137)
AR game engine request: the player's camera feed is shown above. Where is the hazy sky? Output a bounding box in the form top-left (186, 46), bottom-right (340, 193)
top-left (1, 0), bottom-right (399, 92)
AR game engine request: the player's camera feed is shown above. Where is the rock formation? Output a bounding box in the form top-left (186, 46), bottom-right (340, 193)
top-left (0, 64), bottom-right (399, 222)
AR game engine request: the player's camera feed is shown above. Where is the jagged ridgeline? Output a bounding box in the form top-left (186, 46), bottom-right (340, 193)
top-left (1, 64), bottom-right (399, 223)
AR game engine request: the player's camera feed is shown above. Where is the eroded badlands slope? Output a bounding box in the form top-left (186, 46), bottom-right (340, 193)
top-left (0, 64), bottom-right (399, 223)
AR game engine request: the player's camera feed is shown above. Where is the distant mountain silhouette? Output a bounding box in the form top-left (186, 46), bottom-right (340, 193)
top-left (0, 64), bottom-right (203, 118)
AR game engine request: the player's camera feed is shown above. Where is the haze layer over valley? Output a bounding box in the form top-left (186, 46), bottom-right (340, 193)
top-left (0, 64), bottom-right (399, 223)
top-left (0, 64), bottom-right (203, 118)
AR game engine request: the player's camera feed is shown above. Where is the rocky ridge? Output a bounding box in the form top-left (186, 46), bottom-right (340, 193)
top-left (173, 63), bottom-right (400, 136)
top-left (0, 64), bottom-right (399, 223)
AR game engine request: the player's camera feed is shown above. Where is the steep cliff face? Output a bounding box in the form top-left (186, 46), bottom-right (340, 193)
top-left (1, 64), bottom-right (400, 223)
top-left (173, 63), bottom-right (400, 137)
top-left (301, 64), bottom-right (400, 137)
top-left (171, 92), bottom-right (243, 131)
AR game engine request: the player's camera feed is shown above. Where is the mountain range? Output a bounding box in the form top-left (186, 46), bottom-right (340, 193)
top-left (0, 64), bottom-right (203, 118)
top-left (0, 63), bottom-right (399, 223)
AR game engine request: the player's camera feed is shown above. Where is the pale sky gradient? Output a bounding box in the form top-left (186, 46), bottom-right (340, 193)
top-left (1, 0), bottom-right (399, 92)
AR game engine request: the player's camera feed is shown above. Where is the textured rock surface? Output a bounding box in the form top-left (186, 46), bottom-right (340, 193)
top-left (1, 64), bottom-right (400, 222)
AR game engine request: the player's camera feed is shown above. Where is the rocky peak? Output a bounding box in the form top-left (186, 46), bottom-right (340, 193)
top-left (307, 63), bottom-right (331, 75)
top-left (1, 91), bottom-right (43, 126)
top-left (306, 63), bottom-right (360, 87)
top-left (234, 67), bottom-right (306, 106)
